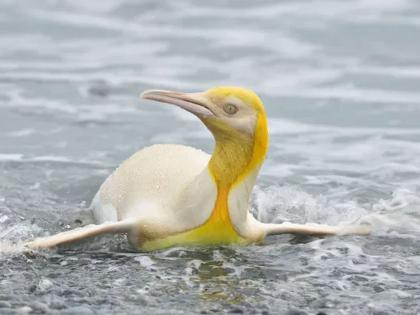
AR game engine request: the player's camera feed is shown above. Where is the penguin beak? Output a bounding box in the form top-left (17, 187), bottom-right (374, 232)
top-left (140, 90), bottom-right (215, 118)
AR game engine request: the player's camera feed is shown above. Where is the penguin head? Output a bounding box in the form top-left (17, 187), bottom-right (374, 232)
top-left (141, 87), bottom-right (268, 164)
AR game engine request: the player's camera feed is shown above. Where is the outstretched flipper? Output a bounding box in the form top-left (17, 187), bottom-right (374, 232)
top-left (26, 220), bottom-right (134, 250)
top-left (263, 222), bottom-right (371, 237)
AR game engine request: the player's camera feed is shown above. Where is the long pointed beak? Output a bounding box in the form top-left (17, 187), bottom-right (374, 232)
top-left (140, 90), bottom-right (214, 117)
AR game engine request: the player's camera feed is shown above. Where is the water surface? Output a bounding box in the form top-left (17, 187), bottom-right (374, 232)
top-left (1, 0), bottom-right (420, 314)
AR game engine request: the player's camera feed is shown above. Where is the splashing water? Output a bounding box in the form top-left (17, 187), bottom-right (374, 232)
top-left (254, 185), bottom-right (420, 237)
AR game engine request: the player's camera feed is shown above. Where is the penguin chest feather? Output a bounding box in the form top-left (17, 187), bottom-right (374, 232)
top-left (93, 144), bottom-right (255, 250)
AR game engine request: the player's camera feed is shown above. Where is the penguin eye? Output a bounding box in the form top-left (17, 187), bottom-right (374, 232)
top-left (223, 103), bottom-right (238, 115)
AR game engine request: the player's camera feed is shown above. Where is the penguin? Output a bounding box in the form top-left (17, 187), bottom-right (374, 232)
top-left (27, 87), bottom-right (370, 251)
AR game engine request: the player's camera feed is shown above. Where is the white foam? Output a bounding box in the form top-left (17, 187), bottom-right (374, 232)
top-left (0, 241), bottom-right (26, 255)
top-left (254, 184), bottom-right (420, 238)
top-left (254, 185), bottom-right (369, 226)
top-left (360, 189), bottom-right (420, 236)
top-left (6, 129), bottom-right (36, 137)
top-left (0, 153), bottom-right (23, 161)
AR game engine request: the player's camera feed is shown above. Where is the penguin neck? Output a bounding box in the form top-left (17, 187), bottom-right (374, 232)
top-left (208, 134), bottom-right (255, 188)
top-left (204, 131), bottom-right (263, 220)
top-left (206, 112), bottom-right (268, 190)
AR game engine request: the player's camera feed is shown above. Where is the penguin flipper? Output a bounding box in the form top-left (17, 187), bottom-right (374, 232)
top-left (26, 220), bottom-right (134, 250)
top-left (263, 222), bottom-right (371, 237)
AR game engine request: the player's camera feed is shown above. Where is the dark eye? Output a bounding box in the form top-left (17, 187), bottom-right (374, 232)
top-left (223, 103), bottom-right (238, 115)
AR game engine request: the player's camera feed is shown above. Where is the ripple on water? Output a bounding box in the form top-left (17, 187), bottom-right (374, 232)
top-left (1, 0), bottom-right (420, 314)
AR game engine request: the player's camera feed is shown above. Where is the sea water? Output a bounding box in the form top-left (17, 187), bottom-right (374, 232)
top-left (1, 1), bottom-right (420, 314)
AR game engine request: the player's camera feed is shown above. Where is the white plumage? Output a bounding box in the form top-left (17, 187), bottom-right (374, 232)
top-left (92, 144), bottom-right (217, 234)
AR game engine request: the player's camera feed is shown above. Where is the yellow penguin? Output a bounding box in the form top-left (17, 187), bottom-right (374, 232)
top-left (27, 87), bottom-right (370, 251)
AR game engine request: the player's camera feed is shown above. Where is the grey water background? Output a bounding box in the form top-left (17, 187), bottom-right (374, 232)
top-left (1, 0), bottom-right (420, 314)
